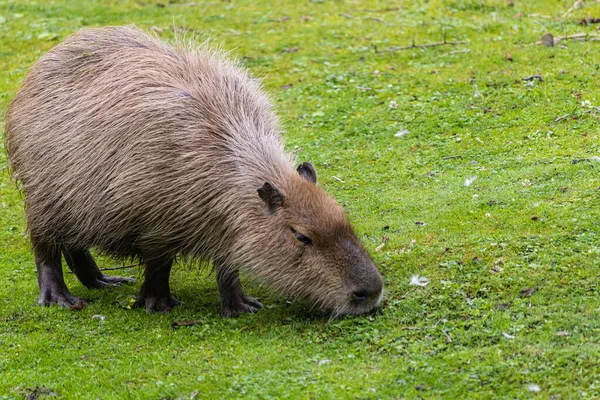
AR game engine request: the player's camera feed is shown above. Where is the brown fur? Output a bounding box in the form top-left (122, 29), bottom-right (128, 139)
top-left (4, 26), bottom-right (383, 317)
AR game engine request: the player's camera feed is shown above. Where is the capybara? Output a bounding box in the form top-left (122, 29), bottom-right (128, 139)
top-left (4, 26), bottom-right (383, 317)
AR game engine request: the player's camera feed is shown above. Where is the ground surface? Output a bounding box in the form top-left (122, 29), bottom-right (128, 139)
top-left (1, 0), bottom-right (600, 399)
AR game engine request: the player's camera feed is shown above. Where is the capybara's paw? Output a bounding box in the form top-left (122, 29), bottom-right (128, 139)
top-left (38, 288), bottom-right (86, 309)
top-left (88, 274), bottom-right (135, 289)
top-left (134, 294), bottom-right (180, 313)
top-left (242, 295), bottom-right (263, 310)
top-left (221, 296), bottom-right (263, 318)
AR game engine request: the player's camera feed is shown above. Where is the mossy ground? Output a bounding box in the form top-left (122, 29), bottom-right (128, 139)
top-left (1, 0), bottom-right (600, 398)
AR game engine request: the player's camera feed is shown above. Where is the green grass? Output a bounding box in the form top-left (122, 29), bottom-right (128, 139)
top-left (2, 0), bottom-right (600, 398)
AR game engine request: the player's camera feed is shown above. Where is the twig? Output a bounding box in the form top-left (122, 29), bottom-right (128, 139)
top-left (560, 33), bottom-right (596, 40)
top-left (439, 48), bottom-right (470, 58)
top-left (403, 326), bottom-right (421, 330)
top-left (553, 114), bottom-right (570, 123)
top-left (339, 13), bottom-right (353, 18)
top-left (532, 33), bottom-right (600, 45)
top-left (375, 236), bottom-right (389, 252)
top-left (375, 40), bottom-right (466, 54)
top-left (367, 17), bottom-right (390, 25)
top-left (552, 109), bottom-right (597, 124)
top-left (442, 155), bottom-right (462, 160)
top-left (400, 288), bottom-right (417, 299)
top-left (432, 315), bottom-right (446, 328)
top-left (332, 176), bottom-right (345, 183)
top-left (442, 330), bottom-right (453, 342)
top-left (529, 13), bottom-right (552, 19)
top-left (361, 7), bottom-right (402, 12)
top-left (100, 264), bottom-right (140, 271)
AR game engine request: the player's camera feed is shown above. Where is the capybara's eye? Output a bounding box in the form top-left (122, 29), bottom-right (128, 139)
top-left (290, 227), bottom-right (312, 246)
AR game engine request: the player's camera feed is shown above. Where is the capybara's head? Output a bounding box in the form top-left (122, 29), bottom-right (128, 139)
top-left (250, 162), bottom-right (383, 316)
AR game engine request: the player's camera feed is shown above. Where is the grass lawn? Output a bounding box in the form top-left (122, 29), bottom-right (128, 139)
top-left (2, 0), bottom-right (600, 398)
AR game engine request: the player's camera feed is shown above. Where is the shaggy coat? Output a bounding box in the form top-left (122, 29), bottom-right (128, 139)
top-left (4, 26), bottom-right (383, 316)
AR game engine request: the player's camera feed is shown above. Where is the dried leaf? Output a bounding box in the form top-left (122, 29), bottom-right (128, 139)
top-left (70, 298), bottom-right (85, 310)
top-left (504, 51), bottom-right (513, 61)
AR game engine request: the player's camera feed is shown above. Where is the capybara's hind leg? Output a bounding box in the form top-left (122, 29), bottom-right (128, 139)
top-left (34, 242), bottom-right (85, 308)
top-left (64, 248), bottom-right (134, 289)
top-left (217, 268), bottom-right (263, 318)
top-left (134, 256), bottom-right (179, 313)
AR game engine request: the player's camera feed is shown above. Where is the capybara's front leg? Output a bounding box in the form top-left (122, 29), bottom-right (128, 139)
top-left (217, 268), bottom-right (263, 318)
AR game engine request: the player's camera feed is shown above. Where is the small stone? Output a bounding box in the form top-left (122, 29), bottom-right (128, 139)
top-left (541, 33), bottom-right (554, 47)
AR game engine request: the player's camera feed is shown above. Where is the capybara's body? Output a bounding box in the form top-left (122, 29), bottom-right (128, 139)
top-left (4, 26), bottom-right (383, 317)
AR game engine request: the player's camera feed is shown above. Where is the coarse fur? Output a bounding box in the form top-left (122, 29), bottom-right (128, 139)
top-left (4, 26), bottom-right (383, 317)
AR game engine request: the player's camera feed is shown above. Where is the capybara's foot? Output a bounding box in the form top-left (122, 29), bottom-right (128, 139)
top-left (38, 286), bottom-right (86, 308)
top-left (134, 294), bottom-right (180, 313)
top-left (221, 295), bottom-right (263, 318)
top-left (87, 274), bottom-right (135, 289)
top-left (36, 245), bottom-right (87, 309)
top-left (217, 269), bottom-right (263, 318)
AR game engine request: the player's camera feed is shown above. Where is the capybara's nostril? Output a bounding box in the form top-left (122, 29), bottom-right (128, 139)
top-left (352, 290), bottom-right (370, 302)
top-left (352, 283), bottom-right (382, 303)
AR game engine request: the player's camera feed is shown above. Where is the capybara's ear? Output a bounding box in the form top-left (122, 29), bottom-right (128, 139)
top-left (257, 182), bottom-right (285, 213)
top-left (296, 162), bottom-right (317, 184)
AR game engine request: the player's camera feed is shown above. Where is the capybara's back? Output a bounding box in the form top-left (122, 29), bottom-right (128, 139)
top-left (5, 26), bottom-right (383, 317)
